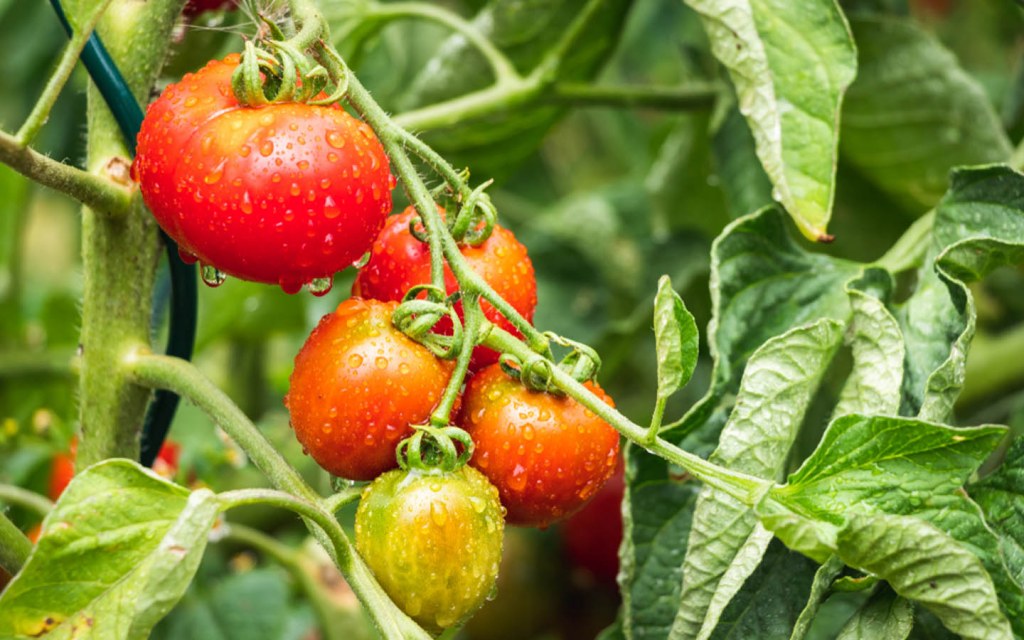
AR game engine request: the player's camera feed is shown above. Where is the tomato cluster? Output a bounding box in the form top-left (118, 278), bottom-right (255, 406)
top-left (134, 50), bottom-right (621, 633)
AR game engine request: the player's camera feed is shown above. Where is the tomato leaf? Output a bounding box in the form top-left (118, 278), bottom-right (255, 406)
top-left (897, 166), bottom-right (1024, 421)
top-left (789, 555), bottom-right (845, 640)
top-left (836, 512), bottom-right (1012, 639)
top-left (0, 459), bottom-right (220, 639)
top-left (710, 103), bottom-right (773, 220)
top-left (840, 17), bottom-right (1011, 211)
top-left (682, 0), bottom-right (857, 241)
top-left (672, 319), bottom-right (844, 640)
top-left (619, 475), bottom-right (700, 639)
top-left (653, 275), bottom-right (698, 402)
top-left (971, 437), bottom-right (1024, 587)
top-left (834, 585), bottom-right (913, 640)
top-left (832, 271), bottom-right (904, 419)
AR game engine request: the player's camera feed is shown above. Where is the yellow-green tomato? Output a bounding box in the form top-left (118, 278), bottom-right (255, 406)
top-left (355, 465), bottom-right (505, 633)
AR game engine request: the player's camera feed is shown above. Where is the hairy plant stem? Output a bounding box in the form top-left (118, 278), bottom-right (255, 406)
top-left (125, 352), bottom-right (431, 640)
top-left (76, 0), bottom-right (185, 467)
top-left (0, 512), bottom-right (30, 575)
top-left (874, 210), bottom-right (935, 273)
top-left (0, 130), bottom-right (132, 215)
top-left (481, 324), bottom-right (771, 506)
top-left (0, 486), bottom-right (54, 518)
top-left (430, 294), bottom-right (483, 427)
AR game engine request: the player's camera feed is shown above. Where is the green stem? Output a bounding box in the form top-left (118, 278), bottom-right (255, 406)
top-left (125, 352), bottom-right (431, 640)
top-left (482, 324), bottom-right (771, 505)
top-left (394, 78), bottom-right (537, 132)
top-left (430, 294), bottom-right (482, 426)
top-left (364, 2), bottom-right (519, 84)
top-left (0, 485), bottom-right (54, 518)
top-left (324, 486), bottom-right (364, 514)
top-left (547, 82), bottom-right (721, 110)
top-left (646, 396), bottom-right (667, 444)
top-left (1011, 135), bottom-right (1024, 172)
top-left (873, 211), bottom-right (935, 273)
top-left (17, 0), bottom-right (114, 146)
top-left (388, 142), bottom-right (448, 287)
top-left (76, 0), bottom-right (185, 467)
top-left (0, 130), bottom-right (132, 215)
top-left (0, 511), bottom-right (31, 576)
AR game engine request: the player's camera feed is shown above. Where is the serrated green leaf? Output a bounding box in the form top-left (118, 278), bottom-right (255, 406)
top-left (836, 512), bottom-right (1012, 640)
top-left (897, 166), bottom-right (1024, 421)
top-left (654, 275), bottom-right (698, 401)
top-left (971, 437), bottom-right (1024, 586)
top-left (620, 463), bottom-right (701, 640)
top-left (833, 272), bottom-right (904, 418)
top-left (672, 207), bottom-right (859, 457)
top-left (789, 555), bottom-right (845, 640)
top-left (672, 319), bottom-right (844, 640)
top-left (835, 585), bottom-right (912, 640)
top-left (704, 539), bottom-right (822, 640)
top-left (840, 17), bottom-right (1011, 210)
top-left (683, 0), bottom-right (857, 240)
top-left (0, 460), bottom-right (220, 639)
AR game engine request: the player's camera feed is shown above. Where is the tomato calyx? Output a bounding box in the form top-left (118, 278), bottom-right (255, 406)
top-left (391, 284), bottom-right (466, 359)
top-left (498, 332), bottom-right (602, 395)
top-left (396, 424), bottom-right (475, 474)
top-left (231, 37), bottom-right (343, 107)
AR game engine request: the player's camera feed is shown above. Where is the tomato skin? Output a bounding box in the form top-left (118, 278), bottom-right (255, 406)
top-left (353, 206), bottom-right (537, 370)
top-left (286, 298), bottom-right (454, 480)
top-left (458, 365), bottom-right (620, 528)
top-left (560, 460), bottom-right (624, 586)
top-left (355, 465), bottom-right (505, 633)
top-left (133, 55), bottom-right (393, 292)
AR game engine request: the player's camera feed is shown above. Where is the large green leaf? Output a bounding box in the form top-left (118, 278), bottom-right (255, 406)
top-left (682, 0), bottom-right (857, 240)
top-left (710, 103), bottom-right (773, 219)
top-left (0, 460), bottom-right (220, 639)
top-left (835, 585), bottom-right (912, 640)
top-left (971, 437), bottom-right (1024, 587)
top-left (400, 0), bottom-right (633, 176)
top-left (672, 319), bottom-right (843, 640)
top-left (673, 207), bottom-right (858, 456)
top-left (896, 166), bottom-right (1024, 420)
top-left (840, 17), bottom-right (1011, 211)
top-left (837, 512), bottom-right (1012, 640)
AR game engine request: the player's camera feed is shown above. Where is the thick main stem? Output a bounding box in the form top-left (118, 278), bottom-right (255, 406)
top-left (74, 0), bottom-right (186, 468)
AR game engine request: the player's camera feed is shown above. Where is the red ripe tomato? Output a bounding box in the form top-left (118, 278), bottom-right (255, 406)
top-left (457, 365), bottom-right (620, 528)
top-left (183, 0), bottom-right (236, 16)
top-left (353, 206), bottom-right (537, 370)
top-left (133, 54), bottom-right (393, 294)
top-left (286, 298), bottom-right (455, 480)
top-left (561, 460), bottom-right (624, 586)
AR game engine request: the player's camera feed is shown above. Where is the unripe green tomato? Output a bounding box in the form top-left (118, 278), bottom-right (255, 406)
top-left (355, 465), bottom-right (505, 633)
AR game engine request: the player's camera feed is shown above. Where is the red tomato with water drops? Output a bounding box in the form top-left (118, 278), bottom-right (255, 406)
top-left (133, 54), bottom-right (394, 295)
top-left (457, 365), bottom-right (620, 528)
top-left (285, 298), bottom-right (455, 481)
top-left (353, 206), bottom-right (537, 370)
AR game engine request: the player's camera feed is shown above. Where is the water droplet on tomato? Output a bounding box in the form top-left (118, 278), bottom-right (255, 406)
top-left (297, 160), bottom-right (310, 171)
top-left (348, 354), bottom-right (363, 368)
top-left (351, 164), bottom-right (361, 178)
top-left (177, 248), bottom-right (198, 265)
top-left (320, 178), bottom-right (332, 189)
top-left (240, 192), bottom-right (253, 214)
top-left (522, 425), bottom-right (535, 441)
top-left (307, 277), bottom-right (333, 296)
top-left (200, 264), bottom-right (226, 287)
top-left (289, 183), bottom-right (301, 196)
top-left (204, 169), bottom-right (222, 184)
top-left (326, 131), bottom-right (346, 148)
top-left (260, 141), bottom-right (274, 157)
top-left (430, 502), bottom-right (448, 526)
top-left (279, 276), bottom-right (303, 294)
top-left (398, 362), bottom-right (410, 374)
top-left (374, 356), bottom-right (388, 369)
top-left (239, 144), bottom-right (251, 157)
